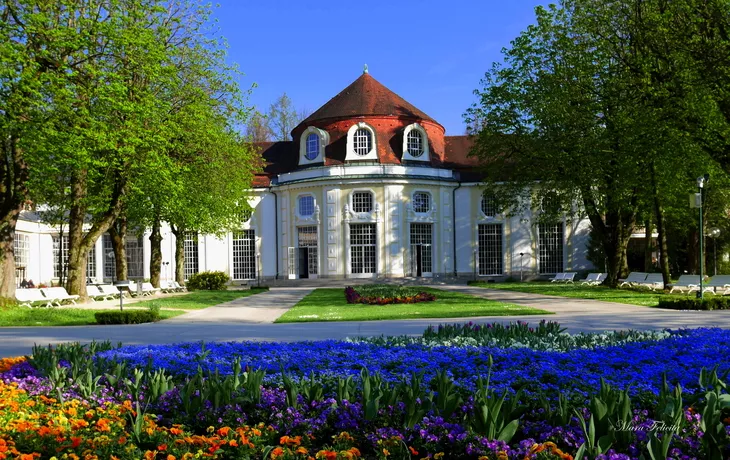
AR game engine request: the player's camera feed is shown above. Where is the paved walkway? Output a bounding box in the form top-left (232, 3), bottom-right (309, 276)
top-left (2, 285), bottom-right (730, 357)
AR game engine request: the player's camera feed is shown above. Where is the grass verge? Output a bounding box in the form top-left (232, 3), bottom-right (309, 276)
top-left (274, 287), bottom-right (550, 323)
top-left (131, 288), bottom-right (269, 310)
top-left (0, 307), bottom-right (184, 327)
top-left (469, 282), bottom-right (667, 307)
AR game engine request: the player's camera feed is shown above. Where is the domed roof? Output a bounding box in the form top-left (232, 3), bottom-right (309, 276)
top-left (298, 73), bottom-right (441, 128)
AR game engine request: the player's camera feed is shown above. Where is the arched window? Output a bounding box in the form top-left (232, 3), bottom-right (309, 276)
top-left (412, 192), bottom-right (430, 213)
top-left (402, 123), bottom-right (429, 161)
top-left (481, 192), bottom-right (497, 217)
top-left (346, 122), bottom-right (377, 160)
top-left (298, 195), bottom-right (315, 217)
top-left (305, 133), bottom-right (319, 160)
top-left (407, 130), bottom-right (424, 157)
top-left (299, 127), bottom-right (329, 165)
top-left (353, 129), bottom-right (372, 156)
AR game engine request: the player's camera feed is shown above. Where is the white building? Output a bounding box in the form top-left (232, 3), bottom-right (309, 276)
top-left (13, 72), bottom-right (593, 286)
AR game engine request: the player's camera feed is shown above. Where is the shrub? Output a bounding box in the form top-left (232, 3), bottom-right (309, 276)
top-left (657, 296), bottom-right (730, 311)
top-left (186, 271), bottom-right (230, 291)
top-left (344, 284), bottom-right (436, 305)
top-left (94, 310), bottom-right (160, 325)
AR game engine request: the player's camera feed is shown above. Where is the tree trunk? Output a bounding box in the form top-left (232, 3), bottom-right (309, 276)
top-left (109, 215), bottom-right (128, 281)
top-left (650, 165), bottom-right (671, 286)
top-left (66, 171), bottom-right (89, 299)
top-left (66, 174), bottom-right (127, 296)
top-left (171, 225), bottom-right (185, 285)
top-left (0, 134), bottom-right (29, 299)
top-left (644, 217), bottom-right (654, 272)
top-left (149, 214), bottom-right (162, 288)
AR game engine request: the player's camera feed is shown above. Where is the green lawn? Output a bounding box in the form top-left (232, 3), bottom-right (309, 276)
top-left (275, 287), bottom-right (550, 323)
top-left (469, 282), bottom-right (668, 307)
top-left (131, 288), bottom-right (269, 310)
top-left (0, 307), bottom-right (185, 327)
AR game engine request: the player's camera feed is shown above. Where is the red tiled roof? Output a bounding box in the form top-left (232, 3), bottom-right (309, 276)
top-left (298, 73), bottom-right (441, 128)
top-left (443, 136), bottom-right (478, 167)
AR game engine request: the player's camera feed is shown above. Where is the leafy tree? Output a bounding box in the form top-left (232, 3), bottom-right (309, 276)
top-left (268, 92), bottom-right (299, 141)
top-left (465, 2), bottom-right (712, 286)
top-left (245, 110), bottom-right (273, 143)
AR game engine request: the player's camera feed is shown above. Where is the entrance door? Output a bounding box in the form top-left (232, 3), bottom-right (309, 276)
top-left (409, 223), bottom-right (433, 277)
top-left (298, 247), bottom-right (309, 279)
top-left (413, 245), bottom-right (423, 277)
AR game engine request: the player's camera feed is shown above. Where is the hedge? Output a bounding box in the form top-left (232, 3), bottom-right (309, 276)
top-left (94, 310), bottom-right (161, 325)
top-left (186, 271), bottom-right (230, 291)
top-left (657, 296), bottom-right (730, 311)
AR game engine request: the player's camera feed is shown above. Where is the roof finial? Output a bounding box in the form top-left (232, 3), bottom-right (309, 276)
top-left (363, 63), bottom-right (368, 74)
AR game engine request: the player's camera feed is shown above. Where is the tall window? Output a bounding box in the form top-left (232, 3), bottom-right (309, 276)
top-left (406, 130), bottom-right (424, 157)
top-left (350, 224), bottom-right (376, 274)
top-left (298, 226), bottom-right (318, 276)
top-left (13, 233), bottom-right (29, 285)
top-left (232, 230), bottom-right (256, 280)
top-left (305, 133), bottom-right (320, 160)
top-left (538, 223), bottom-right (564, 274)
top-left (298, 195), bottom-right (315, 217)
top-left (352, 191), bottom-right (373, 213)
top-left (86, 246), bottom-right (97, 280)
top-left (412, 192), bottom-right (430, 213)
top-left (52, 235), bottom-right (69, 279)
top-left (478, 224), bottom-right (503, 275)
top-left (103, 234), bottom-right (115, 279)
top-left (481, 193), bottom-right (497, 217)
top-left (126, 238), bottom-right (144, 278)
top-left (184, 232), bottom-right (199, 280)
top-left (409, 223), bottom-right (432, 275)
top-left (353, 128), bottom-right (372, 156)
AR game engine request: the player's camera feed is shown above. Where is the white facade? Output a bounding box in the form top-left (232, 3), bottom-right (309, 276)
top-left (13, 164), bottom-right (593, 287)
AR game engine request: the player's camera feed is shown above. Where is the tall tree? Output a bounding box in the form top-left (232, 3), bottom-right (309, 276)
top-left (268, 92), bottom-right (298, 141)
top-left (465, 2), bottom-right (707, 286)
top-left (245, 110), bottom-right (272, 142)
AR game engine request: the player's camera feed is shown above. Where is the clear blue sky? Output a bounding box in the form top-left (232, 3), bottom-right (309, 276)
top-left (215, 1), bottom-right (546, 136)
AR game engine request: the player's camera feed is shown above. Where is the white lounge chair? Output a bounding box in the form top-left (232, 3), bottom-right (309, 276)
top-left (638, 273), bottom-right (665, 291)
top-left (619, 272), bottom-right (648, 288)
top-left (580, 273), bottom-right (607, 285)
top-left (705, 275), bottom-right (730, 295)
top-left (549, 273), bottom-right (575, 283)
top-left (160, 280), bottom-right (179, 293)
top-left (15, 288), bottom-right (54, 308)
top-left (173, 281), bottom-right (187, 292)
top-left (141, 282), bottom-right (160, 296)
top-left (40, 287), bottom-right (80, 306)
top-left (668, 275), bottom-right (702, 294)
top-left (92, 284), bottom-right (120, 301)
top-left (126, 281), bottom-right (141, 297)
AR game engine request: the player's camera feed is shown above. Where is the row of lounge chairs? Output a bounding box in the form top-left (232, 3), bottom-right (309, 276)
top-left (15, 280), bottom-right (187, 308)
top-left (618, 272), bottom-right (730, 295)
top-left (549, 272), bottom-right (607, 285)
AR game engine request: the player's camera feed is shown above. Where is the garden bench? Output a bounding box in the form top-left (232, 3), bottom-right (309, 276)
top-left (705, 275), bottom-right (730, 295)
top-left (40, 287), bottom-right (80, 306)
top-left (619, 272), bottom-right (647, 287)
top-left (15, 288), bottom-right (54, 308)
top-left (580, 273), bottom-right (607, 285)
top-left (637, 273), bottom-right (665, 290)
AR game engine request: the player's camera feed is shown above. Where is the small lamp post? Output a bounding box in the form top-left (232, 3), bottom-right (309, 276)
top-left (519, 252), bottom-right (525, 281)
top-left (113, 280), bottom-right (129, 311)
top-left (163, 261), bottom-right (170, 281)
top-left (697, 174), bottom-right (710, 299)
top-left (709, 228), bottom-right (721, 276)
top-left (473, 248), bottom-right (478, 282)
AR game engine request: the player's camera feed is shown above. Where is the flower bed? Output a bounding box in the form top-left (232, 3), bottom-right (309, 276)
top-left (1, 326), bottom-right (729, 459)
top-left (345, 285), bottom-right (436, 305)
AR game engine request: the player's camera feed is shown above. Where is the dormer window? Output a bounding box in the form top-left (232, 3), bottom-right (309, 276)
top-left (346, 122), bottom-right (377, 161)
top-left (402, 123), bottom-right (429, 161)
top-left (305, 134), bottom-right (319, 160)
top-left (299, 127), bottom-right (329, 165)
